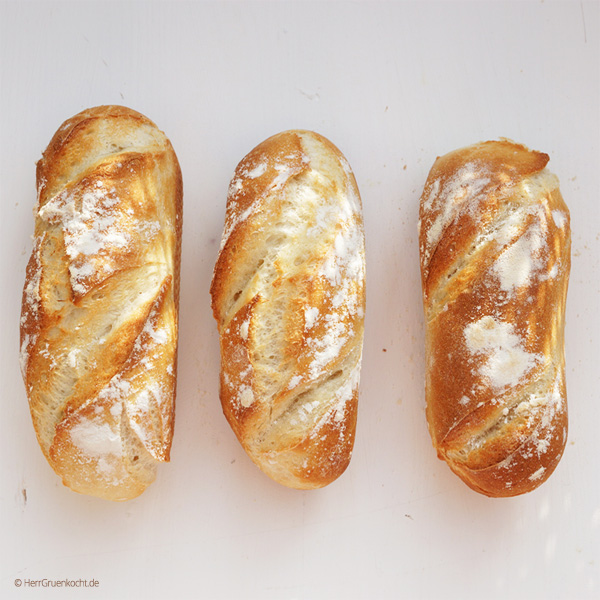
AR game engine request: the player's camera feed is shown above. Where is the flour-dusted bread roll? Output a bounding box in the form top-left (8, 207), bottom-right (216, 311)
top-left (20, 106), bottom-right (183, 501)
top-left (419, 140), bottom-right (570, 497)
top-left (210, 130), bottom-right (365, 489)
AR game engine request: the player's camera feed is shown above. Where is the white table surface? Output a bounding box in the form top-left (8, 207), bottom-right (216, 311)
top-left (1, 1), bottom-right (598, 599)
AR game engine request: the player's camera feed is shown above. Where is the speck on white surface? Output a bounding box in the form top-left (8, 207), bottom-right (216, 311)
top-left (1, 2), bottom-right (598, 600)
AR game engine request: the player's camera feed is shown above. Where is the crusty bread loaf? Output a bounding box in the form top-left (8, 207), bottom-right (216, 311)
top-left (419, 139), bottom-right (570, 497)
top-left (210, 130), bottom-right (365, 489)
top-left (20, 105), bottom-right (182, 501)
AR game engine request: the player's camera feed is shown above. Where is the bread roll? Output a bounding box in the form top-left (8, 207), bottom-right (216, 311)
top-left (419, 140), bottom-right (570, 497)
top-left (20, 105), bottom-right (182, 501)
top-left (210, 130), bottom-right (365, 489)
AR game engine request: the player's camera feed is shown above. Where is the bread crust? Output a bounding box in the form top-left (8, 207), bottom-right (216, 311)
top-left (419, 140), bottom-right (570, 497)
top-left (20, 105), bottom-right (182, 501)
top-left (211, 130), bottom-right (365, 489)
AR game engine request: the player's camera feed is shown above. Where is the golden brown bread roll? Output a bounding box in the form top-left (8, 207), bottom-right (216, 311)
top-left (210, 130), bottom-right (365, 489)
top-left (20, 105), bottom-right (182, 501)
top-left (419, 139), bottom-right (570, 497)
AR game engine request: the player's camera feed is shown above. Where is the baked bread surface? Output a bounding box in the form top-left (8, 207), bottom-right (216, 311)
top-left (20, 105), bottom-right (182, 501)
top-left (419, 140), bottom-right (570, 497)
top-left (211, 130), bottom-right (365, 489)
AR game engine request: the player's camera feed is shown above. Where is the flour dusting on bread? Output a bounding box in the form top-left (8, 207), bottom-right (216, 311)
top-left (211, 130), bottom-right (365, 489)
top-left (464, 316), bottom-right (541, 391)
top-left (20, 106), bottom-right (182, 501)
top-left (419, 140), bottom-right (570, 497)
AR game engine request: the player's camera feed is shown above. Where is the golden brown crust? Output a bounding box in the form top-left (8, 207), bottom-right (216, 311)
top-left (20, 105), bottom-right (182, 501)
top-left (419, 140), bottom-right (570, 497)
top-left (211, 130), bottom-right (365, 489)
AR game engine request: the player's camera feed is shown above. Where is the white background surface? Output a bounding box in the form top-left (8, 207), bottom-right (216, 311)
top-left (1, 1), bottom-right (599, 599)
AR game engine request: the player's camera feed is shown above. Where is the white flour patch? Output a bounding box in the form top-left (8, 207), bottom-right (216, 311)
top-left (551, 210), bottom-right (567, 229)
top-left (238, 385), bottom-right (254, 408)
top-left (69, 419), bottom-right (122, 476)
top-left (304, 307), bottom-right (319, 330)
top-left (529, 466), bottom-right (546, 481)
top-left (464, 316), bottom-right (540, 390)
top-left (493, 218), bottom-right (546, 293)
